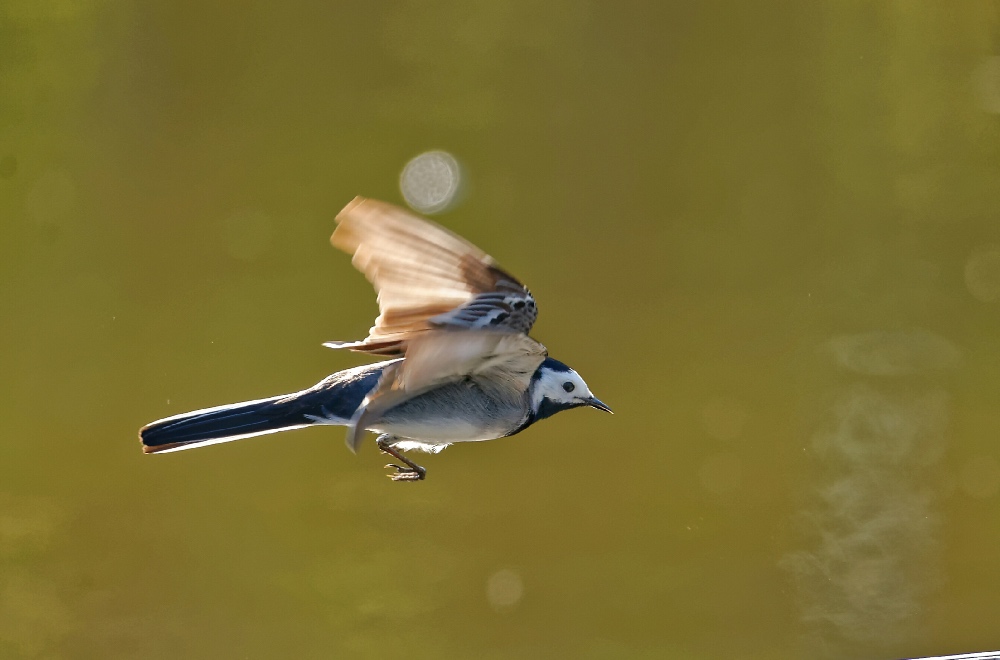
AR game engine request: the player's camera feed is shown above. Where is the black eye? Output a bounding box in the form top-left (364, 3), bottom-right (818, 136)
top-left (562, 381), bottom-right (575, 393)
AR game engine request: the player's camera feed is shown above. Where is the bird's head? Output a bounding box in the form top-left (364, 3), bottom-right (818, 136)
top-left (530, 358), bottom-right (612, 421)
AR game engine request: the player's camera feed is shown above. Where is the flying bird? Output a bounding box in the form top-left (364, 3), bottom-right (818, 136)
top-left (139, 197), bottom-right (611, 480)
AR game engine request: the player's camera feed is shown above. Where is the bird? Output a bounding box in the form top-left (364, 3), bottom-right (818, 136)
top-left (139, 197), bottom-right (611, 481)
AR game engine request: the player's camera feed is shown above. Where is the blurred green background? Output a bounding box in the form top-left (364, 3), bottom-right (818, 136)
top-left (4, 1), bottom-right (1000, 658)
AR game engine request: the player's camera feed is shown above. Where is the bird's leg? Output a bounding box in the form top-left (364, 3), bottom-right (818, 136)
top-left (376, 434), bottom-right (427, 482)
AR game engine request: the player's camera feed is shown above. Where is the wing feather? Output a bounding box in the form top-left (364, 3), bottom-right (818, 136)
top-left (328, 197), bottom-right (537, 355)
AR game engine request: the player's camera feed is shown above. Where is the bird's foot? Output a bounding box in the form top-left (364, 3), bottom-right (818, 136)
top-left (376, 434), bottom-right (428, 482)
top-left (384, 463), bottom-right (426, 482)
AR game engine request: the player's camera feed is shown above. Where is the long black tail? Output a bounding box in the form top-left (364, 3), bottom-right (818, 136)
top-left (139, 362), bottom-right (388, 454)
top-left (139, 390), bottom-right (335, 454)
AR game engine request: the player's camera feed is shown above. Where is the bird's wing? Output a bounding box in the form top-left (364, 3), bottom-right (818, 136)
top-left (343, 331), bottom-right (547, 452)
top-left (395, 331), bottom-right (547, 393)
top-left (325, 197), bottom-right (538, 356)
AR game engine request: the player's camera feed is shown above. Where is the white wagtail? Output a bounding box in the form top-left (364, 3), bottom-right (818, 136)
top-left (139, 197), bottom-right (611, 481)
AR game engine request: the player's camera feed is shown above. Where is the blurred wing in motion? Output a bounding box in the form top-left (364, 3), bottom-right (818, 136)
top-left (343, 331), bottom-right (548, 452)
top-left (394, 331), bottom-right (547, 393)
top-left (325, 197), bottom-right (537, 356)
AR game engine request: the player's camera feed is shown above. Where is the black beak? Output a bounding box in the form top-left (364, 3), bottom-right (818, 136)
top-left (585, 396), bottom-right (613, 414)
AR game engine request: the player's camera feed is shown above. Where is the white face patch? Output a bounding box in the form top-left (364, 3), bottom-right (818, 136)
top-left (531, 366), bottom-right (594, 410)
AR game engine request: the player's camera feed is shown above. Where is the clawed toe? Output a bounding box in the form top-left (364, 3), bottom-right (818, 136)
top-left (384, 463), bottom-right (426, 482)
top-left (377, 435), bottom-right (428, 482)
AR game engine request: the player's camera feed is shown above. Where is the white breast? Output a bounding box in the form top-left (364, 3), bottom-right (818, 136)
top-left (367, 377), bottom-right (529, 445)
top-left (370, 418), bottom-right (509, 443)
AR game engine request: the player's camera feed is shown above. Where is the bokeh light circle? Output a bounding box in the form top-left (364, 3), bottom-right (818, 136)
top-left (399, 150), bottom-right (462, 214)
top-left (486, 568), bottom-right (524, 611)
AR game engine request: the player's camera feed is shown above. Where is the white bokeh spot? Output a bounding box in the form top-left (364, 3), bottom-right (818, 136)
top-left (400, 150), bottom-right (462, 214)
top-left (486, 568), bottom-right (524, 612)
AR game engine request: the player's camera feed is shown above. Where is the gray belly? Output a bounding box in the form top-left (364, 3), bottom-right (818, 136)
top-left (369, 379), bottom-right (529, 443)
